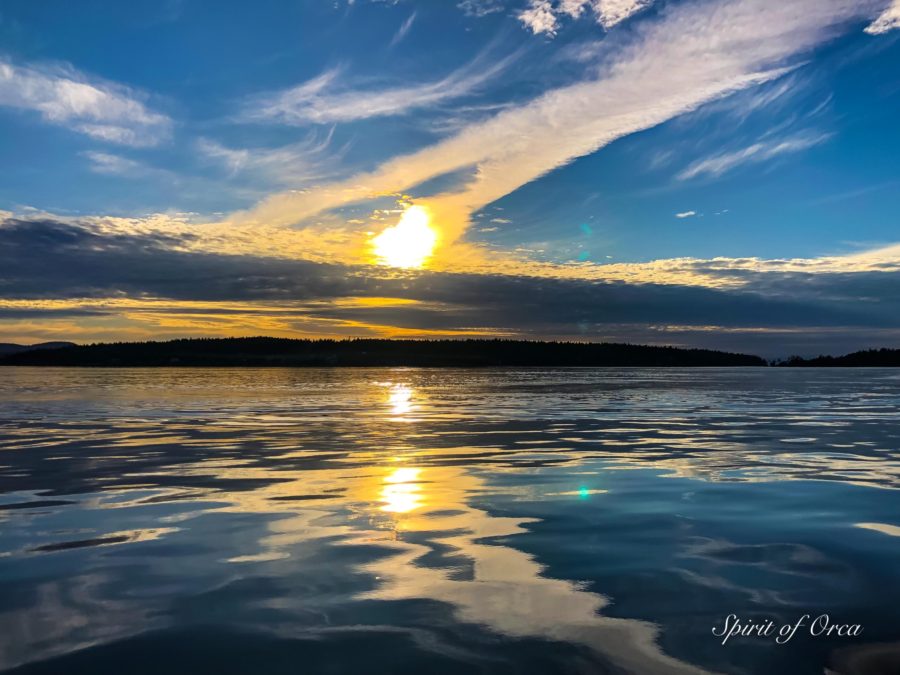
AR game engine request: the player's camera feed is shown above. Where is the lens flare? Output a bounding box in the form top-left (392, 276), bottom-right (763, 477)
top-left (372, 205), bottom-right (438, 268)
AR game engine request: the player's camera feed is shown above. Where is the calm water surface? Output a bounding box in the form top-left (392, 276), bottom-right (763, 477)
top-left (0, 368), bottom-right (898, 674)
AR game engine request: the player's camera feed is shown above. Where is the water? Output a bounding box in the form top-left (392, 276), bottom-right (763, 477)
top-left (0, 367), bottom-right (898, 674)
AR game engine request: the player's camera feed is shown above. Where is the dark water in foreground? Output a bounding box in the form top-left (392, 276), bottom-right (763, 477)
top-left (0, 368), bottom-right (898, 675)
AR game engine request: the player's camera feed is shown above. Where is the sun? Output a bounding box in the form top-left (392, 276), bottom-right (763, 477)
top-left (372, 205), bottom-right (438, 269)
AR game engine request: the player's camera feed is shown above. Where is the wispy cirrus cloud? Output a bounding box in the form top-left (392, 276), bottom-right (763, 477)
top-left (0, 60), bottom-right (171, 146)
top-left (389, 11), bottom-right (417, 47)
top-left (235, 0), bottom-right (885, 247)
top-left (677, 131), bottom-right (832, 181)
top-left (82, 151), bottom-right (162, 177)
top-left (240, 49), bottom-right (518, 125)
top-left (196, 130), bottom-right (342, 186)
top-left (457, 0), bottom-right (505, 17)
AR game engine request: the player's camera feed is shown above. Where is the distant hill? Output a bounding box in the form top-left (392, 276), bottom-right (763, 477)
top-left (0, 337), bottom-right (766, 367)
top-left (774, 348), bottom-right (900, 367)
top-left (0, 341), bottom-right (76, 356)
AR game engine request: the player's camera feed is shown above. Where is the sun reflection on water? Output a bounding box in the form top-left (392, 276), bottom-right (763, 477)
top-left (380, 467), bottom-right (423, 514)
top-left (387, 384), bottom-right (413, 416)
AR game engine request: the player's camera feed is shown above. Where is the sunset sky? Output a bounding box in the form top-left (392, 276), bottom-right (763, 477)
top-left (1, 0), bottom-right (899, 355)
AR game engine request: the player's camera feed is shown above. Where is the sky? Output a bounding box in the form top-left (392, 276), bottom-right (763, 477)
top-left (1, 0), bottom-right (899, 357)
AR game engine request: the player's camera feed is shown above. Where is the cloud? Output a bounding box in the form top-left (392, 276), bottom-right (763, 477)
top-left (82, 151), bottom-right (168, 179)
top-left (0, 217), bottom-right (362, 302)
top-left (235, 0), bottom-right (883, 248)
top-left (591, 0), bottom-right (654, 28)
top-left (82, 151), bottom-right (145, 176)
top-left (718, 74), bottom-right (807, 122)
top-left (677, 131), bottom-right (832, 180)
top-left (389, 11), bottom-right (417, 47)
top-left (865, 0), bottom-right (900, 33)
top-left (519, 1), bottom-right (559, 35)
top-left (196, 130), bottom-right (342, 186)
top-left (675, 211), bottom-right (696, 218)
top-left (0, 60), bottom-right (171, 146)
top-left (241, 49), bottom-right (517, 125)
top-left (522, 0), bottom-right (653, 34)
top-left (457, 0), bottom-right (505, 17)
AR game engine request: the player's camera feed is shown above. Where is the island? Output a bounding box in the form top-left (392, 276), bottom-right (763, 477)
top-left (0, 337), bottom-right (767, 367)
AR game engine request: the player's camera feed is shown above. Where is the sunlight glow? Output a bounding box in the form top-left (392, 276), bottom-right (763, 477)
top-left (372, 205), bottom-right (438, 269)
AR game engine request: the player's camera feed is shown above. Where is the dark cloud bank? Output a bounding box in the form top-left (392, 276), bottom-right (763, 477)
top-left (1, 218), bottom-right (898, 356)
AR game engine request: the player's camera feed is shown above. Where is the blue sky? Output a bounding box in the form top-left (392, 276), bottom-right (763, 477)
top-left (1, 0), bottom-right (900, 355)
